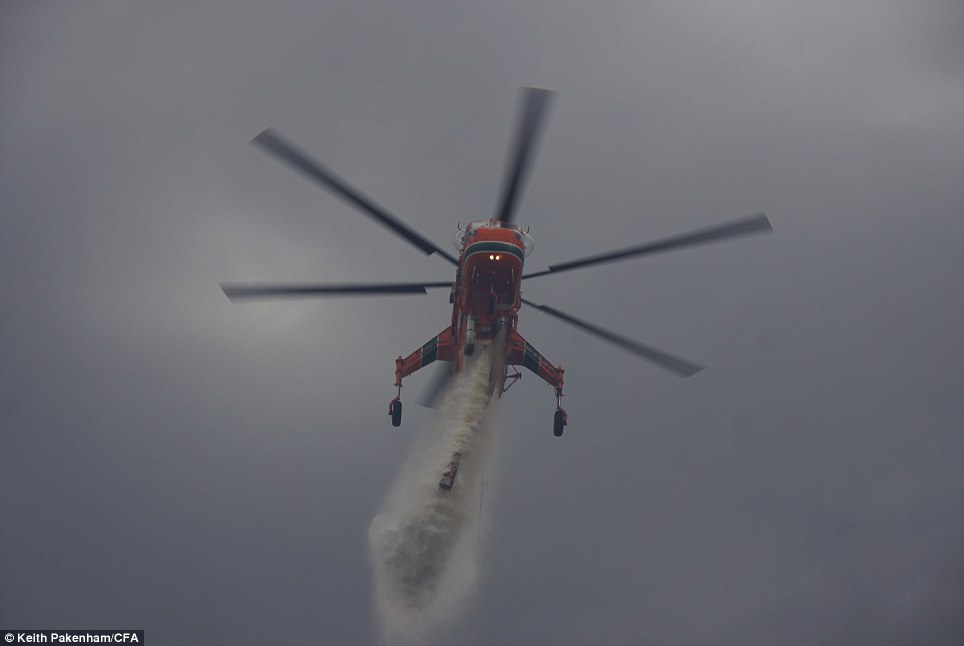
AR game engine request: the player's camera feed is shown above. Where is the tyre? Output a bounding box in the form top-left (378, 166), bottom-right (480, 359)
top-left (391, 400), bottom-right (402, 427)
top-left (553, 409), bottom-right (565, 437)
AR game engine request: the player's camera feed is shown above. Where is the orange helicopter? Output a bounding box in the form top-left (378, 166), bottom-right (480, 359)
top-left (222, 88), bottom-right (771, 487)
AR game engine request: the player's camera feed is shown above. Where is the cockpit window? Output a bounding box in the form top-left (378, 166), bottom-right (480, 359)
top-left (454, 220), bottom-right (534, 255)
top-left (520, 230), bottom-right (534, 256)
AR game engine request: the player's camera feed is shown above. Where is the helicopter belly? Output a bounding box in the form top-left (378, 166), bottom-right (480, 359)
top-left (463, 249), bottom-right (522, 314)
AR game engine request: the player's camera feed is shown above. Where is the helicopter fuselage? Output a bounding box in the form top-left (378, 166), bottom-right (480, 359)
top-left (451, 220), bottom-right (528, 353)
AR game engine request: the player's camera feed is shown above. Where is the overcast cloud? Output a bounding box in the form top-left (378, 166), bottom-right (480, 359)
top-left (1, 2), bottom-right (962, 645)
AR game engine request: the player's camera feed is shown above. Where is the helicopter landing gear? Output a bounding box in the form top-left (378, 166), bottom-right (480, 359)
top-left (553, 407), bottom-right (567, 437)
top-left (550, 370), bottom-right (567, 437)
top-left (389, 397), bottom-right (402, 427)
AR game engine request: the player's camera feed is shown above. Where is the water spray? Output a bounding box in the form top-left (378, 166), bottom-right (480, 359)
top-left (369, 338), bottom-right (504, 645)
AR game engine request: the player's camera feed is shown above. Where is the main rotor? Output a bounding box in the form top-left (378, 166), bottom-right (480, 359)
top-left (221, 87), bottom-right (772, 378)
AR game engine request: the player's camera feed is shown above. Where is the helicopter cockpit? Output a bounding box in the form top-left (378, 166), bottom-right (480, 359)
top-left (454, 220), bottom-right (534, 256)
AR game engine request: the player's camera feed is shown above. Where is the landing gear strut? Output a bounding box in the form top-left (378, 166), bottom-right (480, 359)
top-left (552, 370), bottom-right (567, 437)
top-left (389, 356), bottom-right (405, 427)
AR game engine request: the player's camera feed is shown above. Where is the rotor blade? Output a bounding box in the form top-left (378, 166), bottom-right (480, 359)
top-left (252, 128), bottom-right (458, 265)
top-left (495, 87), bottom-right (554, 225)
top-left (417, 363), bottom-right (453, 408)
top-left (222, 281), bottom-right (452, 300)
top-left (523, 213), bottom-right (772, 279)
top-left (522, 298), bottom-right (704, 377)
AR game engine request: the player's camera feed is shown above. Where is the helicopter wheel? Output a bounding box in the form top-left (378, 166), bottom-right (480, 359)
top-left (553, 409), bottom-right (565, 437)
top-left (390, 400), bottom-right (403, 427)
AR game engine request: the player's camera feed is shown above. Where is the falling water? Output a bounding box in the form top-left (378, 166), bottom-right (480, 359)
top-left (369, 337), bottom-right (503, 645)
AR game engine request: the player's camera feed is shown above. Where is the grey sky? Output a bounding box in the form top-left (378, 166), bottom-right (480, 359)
top-left (1, 2), bottom-right (962, 645)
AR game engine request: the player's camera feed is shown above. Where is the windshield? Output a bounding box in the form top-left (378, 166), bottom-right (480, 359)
top-left (454, 220), bottom-right (534, 256)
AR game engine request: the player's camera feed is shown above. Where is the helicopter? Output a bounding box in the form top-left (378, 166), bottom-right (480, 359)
top-left (221, 87), bottom-right (772, 488)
